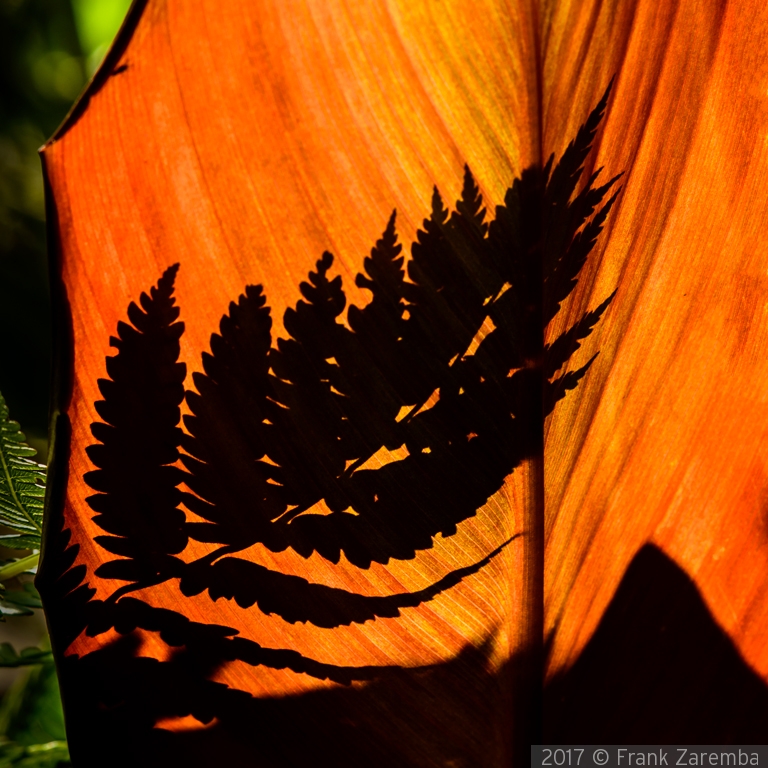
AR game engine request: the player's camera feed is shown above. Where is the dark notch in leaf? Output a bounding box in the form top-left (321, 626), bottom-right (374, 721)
top-left (84, 264), bottom-right (187, 591)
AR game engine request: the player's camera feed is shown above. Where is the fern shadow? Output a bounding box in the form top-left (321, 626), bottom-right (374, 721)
top-left (82, 264), bottom-right (188, 598)
top-left (175, 82), bottom-right (620, 604)
top-left (38, 82), bottom-right (718, 766)
top-left (69, 83), bottom-right (622, 632)
top-left (42, 540), bottom-right (768, 767)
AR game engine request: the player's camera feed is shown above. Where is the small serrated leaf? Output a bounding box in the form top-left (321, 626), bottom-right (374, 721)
top-left (0, 393), bottom-right (45, 552)
top-left (0, 536), bottom-right (40, 553)
top-left (0, 602), bottom-right (34, 621)
top-left (2, 584), bottom-right (42, 610)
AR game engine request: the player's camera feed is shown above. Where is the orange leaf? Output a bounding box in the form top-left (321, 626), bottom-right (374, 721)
top-left (38, 0), bottom-right (768, 764)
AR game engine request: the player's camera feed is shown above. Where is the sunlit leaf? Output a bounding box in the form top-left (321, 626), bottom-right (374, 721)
top-left (38, 0), bottom-right (768, 764)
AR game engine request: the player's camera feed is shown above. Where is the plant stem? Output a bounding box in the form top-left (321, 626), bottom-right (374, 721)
top-left (508, 161), bottom-right (547, 766)
top-left (0, 553), bottom-right (39, 582)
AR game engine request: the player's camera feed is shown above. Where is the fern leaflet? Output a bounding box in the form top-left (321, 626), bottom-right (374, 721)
top-left (0, 392), bottom-right (45, 551)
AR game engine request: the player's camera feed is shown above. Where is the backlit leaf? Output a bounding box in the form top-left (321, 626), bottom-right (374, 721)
top-left (37, 0), bottom-right (768, 764)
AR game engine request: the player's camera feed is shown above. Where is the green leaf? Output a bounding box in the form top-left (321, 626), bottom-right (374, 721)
top-left (0, 604), bottom-right (34, 621)
top-left (0, 538), bottom-right (40, 553)
top-left (0, 392), bottom-right (45, 551)
top-left (1, 585), bottom-right (42, 610)
top-left (0, 661), bottom-right (66, 746)
top-left (0, 556), bottom-right (39, 583)
top-left (0, 739), bottom-right (70, 767)
top-left (0, 741), bottom-right (25, 765)
top-left (0, 646), bottom-right (52, 668)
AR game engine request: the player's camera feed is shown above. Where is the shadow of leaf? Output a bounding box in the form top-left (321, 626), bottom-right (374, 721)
top-left (38, 82), bottom-right (685, 768)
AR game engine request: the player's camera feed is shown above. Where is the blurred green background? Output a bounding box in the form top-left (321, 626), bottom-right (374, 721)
top-left (0, 1), bottom-right (130, 762)
top-left (0, 0), bottom-right (131, 454)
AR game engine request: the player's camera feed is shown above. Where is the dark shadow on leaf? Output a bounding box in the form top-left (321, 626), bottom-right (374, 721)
top-left (83, 264), bottom-right (187, 597)
top-left (76, 83), bottom-right (622, 632)
top-left (38, 82), bottom-right (686, 766)
top-left (60, 629), bottom-right (505, 768)
top-left (544, 544), bottom-right (768, 743)
top-left (178, 82), bottom-right (619, 576)
top-left (179, 534), bottom-right (519, 629)
top-left (44, 543), bottom-right (768, 767)
top-left (83, 596), bottom-right (426, 687)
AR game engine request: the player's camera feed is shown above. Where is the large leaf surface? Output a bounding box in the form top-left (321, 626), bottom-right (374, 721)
top-left (38, 0), bottom-right (768, 764)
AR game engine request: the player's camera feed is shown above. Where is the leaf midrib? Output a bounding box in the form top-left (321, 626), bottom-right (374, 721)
top-left (0, 438), bottom-right (42, 536)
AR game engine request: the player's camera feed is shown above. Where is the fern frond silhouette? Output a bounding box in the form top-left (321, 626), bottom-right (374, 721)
top-left (180, 285), bottom-right (282, 555)
top-left (84, 264), bottom-right (187, 591)
top-left (172, 84), bottom-right (619, 576)
top-left (82, 82), bottom-right (619, 630)
top-left (43, 80), bottom-right (628, 768)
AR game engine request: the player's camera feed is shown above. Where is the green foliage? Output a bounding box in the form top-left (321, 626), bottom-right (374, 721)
top-left (0, 390), bottom-right (51, 658)
top-left (1, 584), bottom-right (42, 612)
top-left (0, 647), bottom-right (52, 670)
top-left (0, 658), bottom-right (68, 766)
top-left (0, 392), bottom-right (44, 552)
top-left (0, 0), bottom-right (86, 443)
top-left (0, 0), bottom-right (130, 443)
top-left (70, 0), bottom-right (132, 74)
top-left (0, 2), bottom-right (131, 764)
top-left (0, 394), bottom-right (67, 762)
top-left (0, 741), bottom-right (69, 768)
top-left (0, 581), bottom-right (43, 623)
